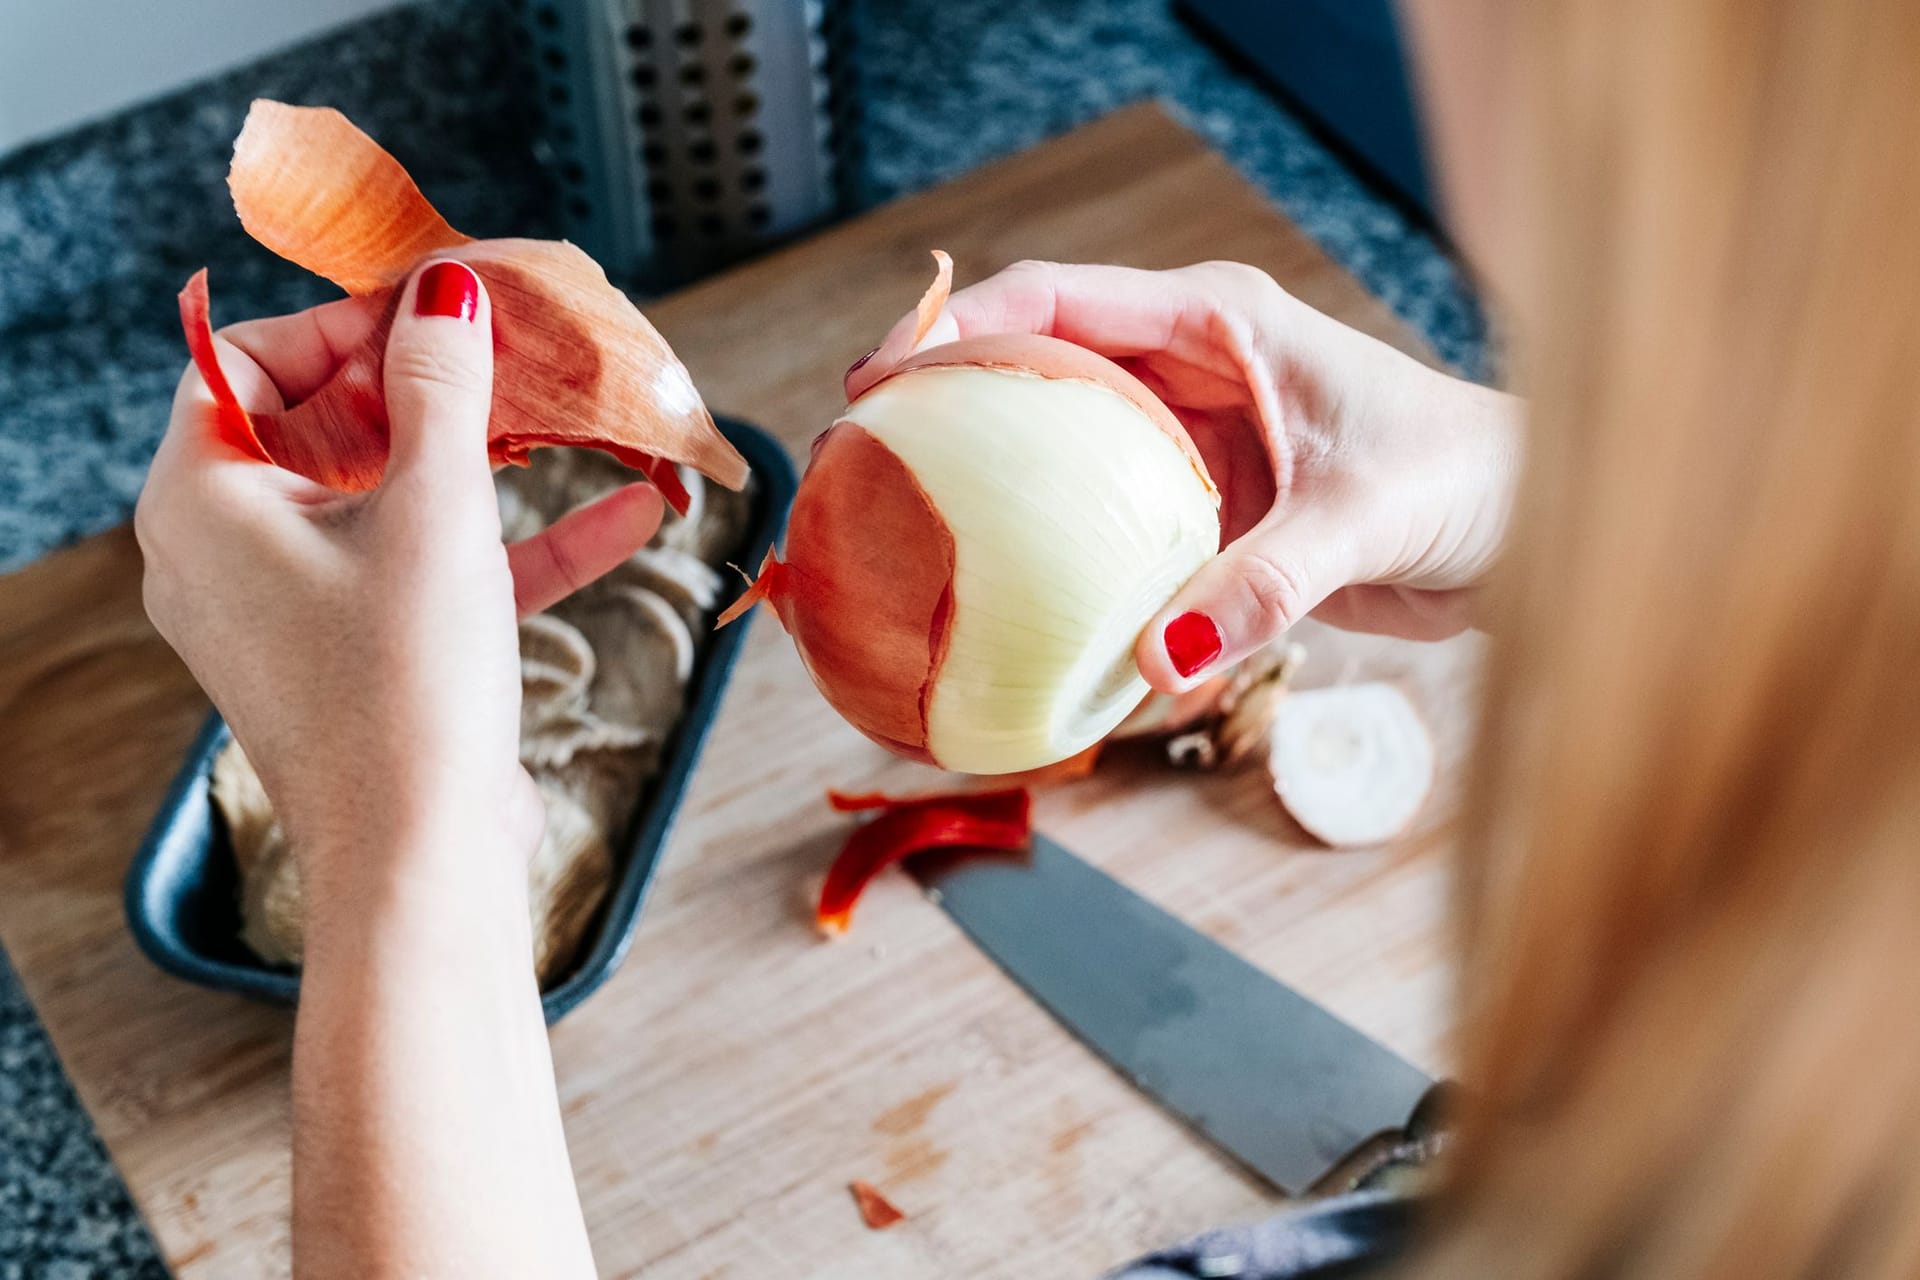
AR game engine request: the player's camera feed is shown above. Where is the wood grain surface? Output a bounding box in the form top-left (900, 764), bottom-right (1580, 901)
top-left (0, 104), bottom-right (1481, 1279)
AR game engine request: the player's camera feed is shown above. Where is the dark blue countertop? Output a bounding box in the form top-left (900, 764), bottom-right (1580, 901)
top-left (0, 0), bottom-right (1484, 1270)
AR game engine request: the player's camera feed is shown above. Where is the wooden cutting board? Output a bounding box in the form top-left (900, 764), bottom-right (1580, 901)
top-left (0, 104), bottom-right (1481, 1279)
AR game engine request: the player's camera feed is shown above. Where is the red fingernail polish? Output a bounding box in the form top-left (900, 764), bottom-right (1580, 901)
top-left (1164, 611), bottom-right (1222, 678)
top-left (415, 261), bottom-right (479, 321)
top-left (847, 347), bottom-right (879, 377)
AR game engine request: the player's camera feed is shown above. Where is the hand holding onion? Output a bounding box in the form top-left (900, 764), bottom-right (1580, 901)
top-left (853, 259), bottom-right (1526, 683)
top-left (739, 255), bottom-right (1525, 776)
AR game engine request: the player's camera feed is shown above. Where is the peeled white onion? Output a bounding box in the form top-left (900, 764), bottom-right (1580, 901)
top-left (733, 330), bottom-right (1221, 774)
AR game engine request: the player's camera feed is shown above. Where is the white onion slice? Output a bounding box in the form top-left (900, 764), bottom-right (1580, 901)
top-left (1269, 683), bottom-right (1434, 847)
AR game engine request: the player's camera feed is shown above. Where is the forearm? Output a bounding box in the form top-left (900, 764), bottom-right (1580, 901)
top-left (291, 826), bottom-right (593, 1280)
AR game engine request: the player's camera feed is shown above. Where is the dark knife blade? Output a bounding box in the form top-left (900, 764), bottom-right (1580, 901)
top-left (911, 832), bottom-right (1437, 1195)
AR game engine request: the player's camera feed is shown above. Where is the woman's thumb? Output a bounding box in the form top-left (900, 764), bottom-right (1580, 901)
top-left (1135, 509), bottom-right (1346, 693)
top-left (382, 259), bottom-right (494, 487)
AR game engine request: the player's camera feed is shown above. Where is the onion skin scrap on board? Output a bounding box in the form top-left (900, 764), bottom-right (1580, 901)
top-left (815, 788), bottom-right (1033, 935)
top-left (724, 254), bottom-right (1221, 776)
top-left (179, 100), bottom-right (746, 511)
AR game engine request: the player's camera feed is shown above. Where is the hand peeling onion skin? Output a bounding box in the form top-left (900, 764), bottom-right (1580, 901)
top-left (846, 347), bottom-right (1219, 772)
top-left (743, 333), bottom-right (1221, 774)
top-left (184, 101), bottom-right (746, 510)
top-left (726, 253), bottom-right (1219, 773)
top-left (1268, 683), bottom-right (1434, 848)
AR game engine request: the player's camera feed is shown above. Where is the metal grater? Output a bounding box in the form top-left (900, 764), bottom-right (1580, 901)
top-left (510, 0), bottom-right (863, 289)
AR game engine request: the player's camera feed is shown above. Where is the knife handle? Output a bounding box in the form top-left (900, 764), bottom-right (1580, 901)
top-left (1311, 1079), bottom-right (1459, 1198)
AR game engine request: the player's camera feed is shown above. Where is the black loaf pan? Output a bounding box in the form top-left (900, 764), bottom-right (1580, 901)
top-left (124, 416), bottom-right (796, 1023)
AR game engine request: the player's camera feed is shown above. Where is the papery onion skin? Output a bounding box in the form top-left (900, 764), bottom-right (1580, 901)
top-left (230, 100), bottom-right (466, 295)
top-left (179, 269), bottom-right (270, 463)
top-left (186, 100), bottom-right (745, 510)
top-left (245, 240), bottom-right (723, 505)
top-left (911, 250), bottom-right (954, 347)
top-left (775, 424), bottom-right (955, 763)
top-left (742, 331), bottom-right (1220, 775)
top-left (817, 788), bottom-right (1032, 933)
top-left (849, 1180), bottom-right (908, 1230)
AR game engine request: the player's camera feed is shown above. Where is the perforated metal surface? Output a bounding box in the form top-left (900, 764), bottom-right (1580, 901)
top-left (510, 0), bottom-right (862, 287)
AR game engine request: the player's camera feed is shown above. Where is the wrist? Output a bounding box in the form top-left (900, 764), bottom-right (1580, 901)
top-left (282, 756), bottom-right (540, 868)
top-left (297, 850), bottom-right (542, 1015)
top-left (297, 809), bottom-right (535, 941)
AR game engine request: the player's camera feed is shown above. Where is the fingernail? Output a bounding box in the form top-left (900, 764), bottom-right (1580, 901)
top-left (1164, 610), bottom-right (1222, 678)
top-left (846, 347), bottom-right (879, 377)
top-left (415, 261), bottom-right (480, 321)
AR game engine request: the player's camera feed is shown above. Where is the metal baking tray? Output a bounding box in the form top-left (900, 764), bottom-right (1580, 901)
top-left (124, 416), bottom-right (795, 1023)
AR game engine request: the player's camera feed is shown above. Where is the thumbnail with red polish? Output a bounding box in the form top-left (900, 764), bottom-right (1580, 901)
top-left (1163, 610), bottom-right (1222, 678)
top-left (414, 261), bottom-right (479, 321)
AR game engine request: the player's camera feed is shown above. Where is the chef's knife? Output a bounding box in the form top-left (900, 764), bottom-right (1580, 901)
top-left (910, 833), bottom-right (1441, 1196)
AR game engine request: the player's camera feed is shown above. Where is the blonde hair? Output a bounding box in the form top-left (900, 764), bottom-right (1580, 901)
top-left (1423, 2), bottom-right (1920, 1275)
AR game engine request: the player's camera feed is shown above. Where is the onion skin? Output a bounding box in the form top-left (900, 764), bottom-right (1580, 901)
top-left (911, 250), bottom-right (954, 347)
top-left (179, 269), bottom-right (268, 463)
top-left (183, 100), bottom-right (745, 510)
top-left (249, 241), bottom-right (724, 505)
top-left (849, 1180), bottom-right (908, 1230)
top-left (817, 787), bottom-right (1032, 933)
top-left (230, 99), bottom-right (465, 295)
top-left (778, 425), bottom-right (955, 763)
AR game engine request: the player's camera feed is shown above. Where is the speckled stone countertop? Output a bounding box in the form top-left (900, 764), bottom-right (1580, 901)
top-left (0, 0), bottom-right (1483, 1270)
